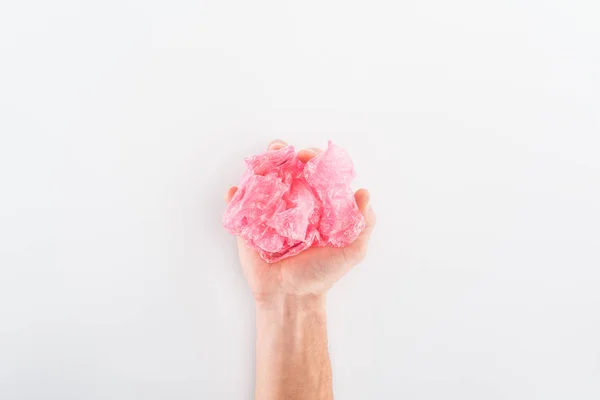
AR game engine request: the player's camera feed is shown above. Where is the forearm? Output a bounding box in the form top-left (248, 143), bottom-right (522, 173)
top-left (255, 294), bottom-right (333, 400)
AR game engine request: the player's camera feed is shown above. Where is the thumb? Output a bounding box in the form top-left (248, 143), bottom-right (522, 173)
top-left (355, 189), bottom-right (376, 231)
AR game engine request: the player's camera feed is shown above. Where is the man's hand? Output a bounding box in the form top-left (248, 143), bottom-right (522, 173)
top-left (225, 139), bottom-right (377, 304)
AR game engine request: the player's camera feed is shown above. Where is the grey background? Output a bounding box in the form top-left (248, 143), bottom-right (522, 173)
top-left (1, 0), bottom-right (599, 399)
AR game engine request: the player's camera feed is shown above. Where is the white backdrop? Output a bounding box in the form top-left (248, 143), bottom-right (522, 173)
top-left (1, 1), bottom-right (599, 399)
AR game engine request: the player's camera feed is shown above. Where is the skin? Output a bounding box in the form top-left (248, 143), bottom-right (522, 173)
top-left (225, 139), bottom-right (376, 400)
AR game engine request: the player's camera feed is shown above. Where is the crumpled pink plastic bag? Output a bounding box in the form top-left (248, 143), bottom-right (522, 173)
top-left (223, 142), bottom-right (365, 263)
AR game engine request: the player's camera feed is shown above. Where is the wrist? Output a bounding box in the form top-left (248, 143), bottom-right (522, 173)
top-left (255, 293), bottom-right (327, 316)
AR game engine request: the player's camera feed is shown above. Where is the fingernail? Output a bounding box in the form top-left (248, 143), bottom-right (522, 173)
top-left (268, 139), bottom-right (286, 149)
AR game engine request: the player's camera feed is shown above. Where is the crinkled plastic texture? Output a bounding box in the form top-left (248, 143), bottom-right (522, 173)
top-left (223, 142), bottom-right (365, 263)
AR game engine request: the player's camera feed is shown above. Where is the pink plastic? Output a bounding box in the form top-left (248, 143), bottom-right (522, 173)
top-left (223, 142), bottom-right (365, 263)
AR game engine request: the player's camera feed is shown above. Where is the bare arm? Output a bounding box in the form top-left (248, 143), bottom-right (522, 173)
top-left (255, 295), bottom-right (332, 400)
top-left (225, 139), bottom-right (376, 400)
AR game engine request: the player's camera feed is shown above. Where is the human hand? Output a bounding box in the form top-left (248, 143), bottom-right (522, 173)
top-left (225, 140), bottom-right (376, 305)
